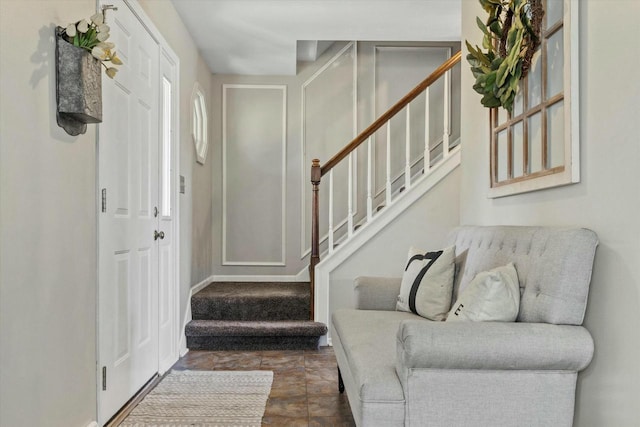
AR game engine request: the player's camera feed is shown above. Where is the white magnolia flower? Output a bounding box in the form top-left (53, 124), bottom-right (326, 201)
top-left (91, 46), bottom-right (108, 60)
top-left (97, 42), bottom-right (115, 49)
top-left (98, 24), bottom-right (110, 33)
top-left (110, 54), bottom-right (123, 65)
top-left (105, 67), bottom-right (118, 79)
top-left (97, 31), bottom-right (110, 42)
top-left (65, 23), bottom-right (76, 37)
top-left (90, 12), bottom-right (104, 25)
top-left (77, 19), bottom-right (89, 33)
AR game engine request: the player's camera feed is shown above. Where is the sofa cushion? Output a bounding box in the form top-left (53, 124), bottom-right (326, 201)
top-left (396, 246), bottom-right (455, 320)
top-left (332, 309), bottom-right (419, 403)
top-left (446, 263), bottom-right (520, 322)
top-left (447, 226), bottom-right (598, 325)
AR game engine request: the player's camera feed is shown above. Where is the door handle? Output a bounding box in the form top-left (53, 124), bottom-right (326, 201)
top-left (154, 230), bottom-right (165, 240)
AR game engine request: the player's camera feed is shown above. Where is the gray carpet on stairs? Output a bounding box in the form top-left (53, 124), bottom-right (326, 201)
top-left (185, 281), bottom-right (327, 351)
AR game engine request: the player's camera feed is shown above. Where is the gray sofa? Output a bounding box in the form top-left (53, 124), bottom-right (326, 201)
top-left (331, 226), bottom-right (598, 426)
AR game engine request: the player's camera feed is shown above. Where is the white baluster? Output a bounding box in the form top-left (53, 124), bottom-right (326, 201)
top-left (328, 170), bottom-right (334, 254)
top-left (386, 122), bottom-right (392, 206)
top-left (424, 87), bottom-right (431, 173)
top-left (443, 70), bottom-right (450, 157)
top-left (367, 136), bottom-right (373, 221)
top-left (347, 152), bottom-right (354, 237)
top-left (405, 104), bottom-right (411, 190)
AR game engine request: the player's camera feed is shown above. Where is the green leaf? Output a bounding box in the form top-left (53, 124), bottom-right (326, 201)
top-left (485, 71), bottom-right (497, 87)
top-left (479, 0), bottom-right (500, 14)
top-left (489, 20), bottom-right (502, 37)
top-left (481, 93), bottom-right (502, 108)
top-left (465, 40), bottom-right (479, 57)
top-left (476, 17), bottom-right (490, 36)
top-left (495, 57), bottom-right (510, 87)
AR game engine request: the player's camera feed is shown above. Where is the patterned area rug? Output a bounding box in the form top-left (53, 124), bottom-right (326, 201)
top-left (120, 370), bottom-right (273, 427)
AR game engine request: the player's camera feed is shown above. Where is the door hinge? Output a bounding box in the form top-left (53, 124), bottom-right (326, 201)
top-left (102, 366), bottom-right (107, 390)
top-left (101, 188), bottom-right (107, 213)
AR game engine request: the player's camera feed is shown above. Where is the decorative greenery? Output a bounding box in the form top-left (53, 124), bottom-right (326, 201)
top-left (61, 12), bottom-right (122, 78)
top-left (466, 0), bottom-right (543, 112)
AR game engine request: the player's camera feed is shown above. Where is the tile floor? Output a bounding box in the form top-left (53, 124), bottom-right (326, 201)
top-left (172, 347), bottom-right (356, 426)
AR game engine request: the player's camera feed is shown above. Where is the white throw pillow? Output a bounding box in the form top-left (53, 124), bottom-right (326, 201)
top-left (396, 246), bottom-right (455, 321)
top-left (446, 263), bottom-right (520, 322)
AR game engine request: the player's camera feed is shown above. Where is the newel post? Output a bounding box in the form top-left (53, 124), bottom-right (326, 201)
top-left (310, 159), bottom-right (321, 321)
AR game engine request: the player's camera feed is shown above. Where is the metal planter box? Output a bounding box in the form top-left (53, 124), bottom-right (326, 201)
top-left (55, 27), bottom-right (102, 135)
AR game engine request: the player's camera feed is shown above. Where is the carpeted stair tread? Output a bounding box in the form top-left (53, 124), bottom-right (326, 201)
top-left (191, 282), bottom-right (310, 321)
top-left (186, 320), bottom-right (327, 336)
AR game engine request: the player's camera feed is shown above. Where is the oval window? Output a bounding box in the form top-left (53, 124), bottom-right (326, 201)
top-left (191, 83), bottom-right (208, 164)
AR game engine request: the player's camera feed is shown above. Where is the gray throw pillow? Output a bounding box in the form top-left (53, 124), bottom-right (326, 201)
top-left (446, 262), bottom-right (520, 322)
top-left (396, 246), bottom-right (455, 321)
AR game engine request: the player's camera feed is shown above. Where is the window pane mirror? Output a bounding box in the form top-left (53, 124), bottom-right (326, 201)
top-left (488, 0), bottom-right (579, 198)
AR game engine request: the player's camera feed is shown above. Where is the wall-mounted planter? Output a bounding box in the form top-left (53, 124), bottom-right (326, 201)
top-left (55, 27), bottom-right (102, 136)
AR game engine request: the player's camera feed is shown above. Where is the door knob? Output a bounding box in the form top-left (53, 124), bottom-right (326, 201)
top-left (154, 230), bottom-right (165, 240)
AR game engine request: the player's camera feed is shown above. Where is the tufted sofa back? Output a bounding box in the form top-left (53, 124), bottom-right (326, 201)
top-left (447, 226), bottom-right (598, 325)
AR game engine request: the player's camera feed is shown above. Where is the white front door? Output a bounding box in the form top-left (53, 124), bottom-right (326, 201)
top-left (97, 0), bottom-right (175, 423)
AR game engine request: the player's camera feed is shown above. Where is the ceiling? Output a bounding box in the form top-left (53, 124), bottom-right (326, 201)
top-left (170, 0), bottom-right (461, 76)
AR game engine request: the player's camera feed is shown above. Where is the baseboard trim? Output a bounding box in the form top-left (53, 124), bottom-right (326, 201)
top-left (86, 422), bottom-right (99, 427)
top-left (104, 374), bottom-right (161, 427)
top-left (179, 275), bottom-right (215, 356)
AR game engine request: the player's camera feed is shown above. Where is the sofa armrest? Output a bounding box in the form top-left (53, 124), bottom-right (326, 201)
top-left (354, 276), bottom-right (401, 310)
top-left (396, 320), bottom-right (594, 372)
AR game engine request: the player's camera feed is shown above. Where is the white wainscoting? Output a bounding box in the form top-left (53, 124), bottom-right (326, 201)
top-left (222, 84), bottom-right (287, 266)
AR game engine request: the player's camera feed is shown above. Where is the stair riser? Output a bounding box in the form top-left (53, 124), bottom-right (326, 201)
top-left (191, 297), bottom-right (310, 321)
top-left (187, 335), bottom-right (321, 351)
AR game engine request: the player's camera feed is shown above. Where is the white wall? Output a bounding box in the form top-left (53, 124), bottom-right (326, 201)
top-left (0, 1), bottom-right (97, 426)
top-left (460, 1), bottom-right (640, 425)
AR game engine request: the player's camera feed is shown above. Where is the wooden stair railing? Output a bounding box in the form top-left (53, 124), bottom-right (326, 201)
top-left (308, 50), bottom-right (461, 320)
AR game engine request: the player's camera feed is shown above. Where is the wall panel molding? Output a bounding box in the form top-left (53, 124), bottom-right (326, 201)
top-left (300, 42), bottom-right (358, 259)
top-left (222, 84), bottom-right (287, 266)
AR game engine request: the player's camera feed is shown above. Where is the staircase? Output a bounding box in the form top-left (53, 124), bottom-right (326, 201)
top-left (309, 51), bottom-right (462, 339)
top-left (185, 281), bottom-right (327, 351)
